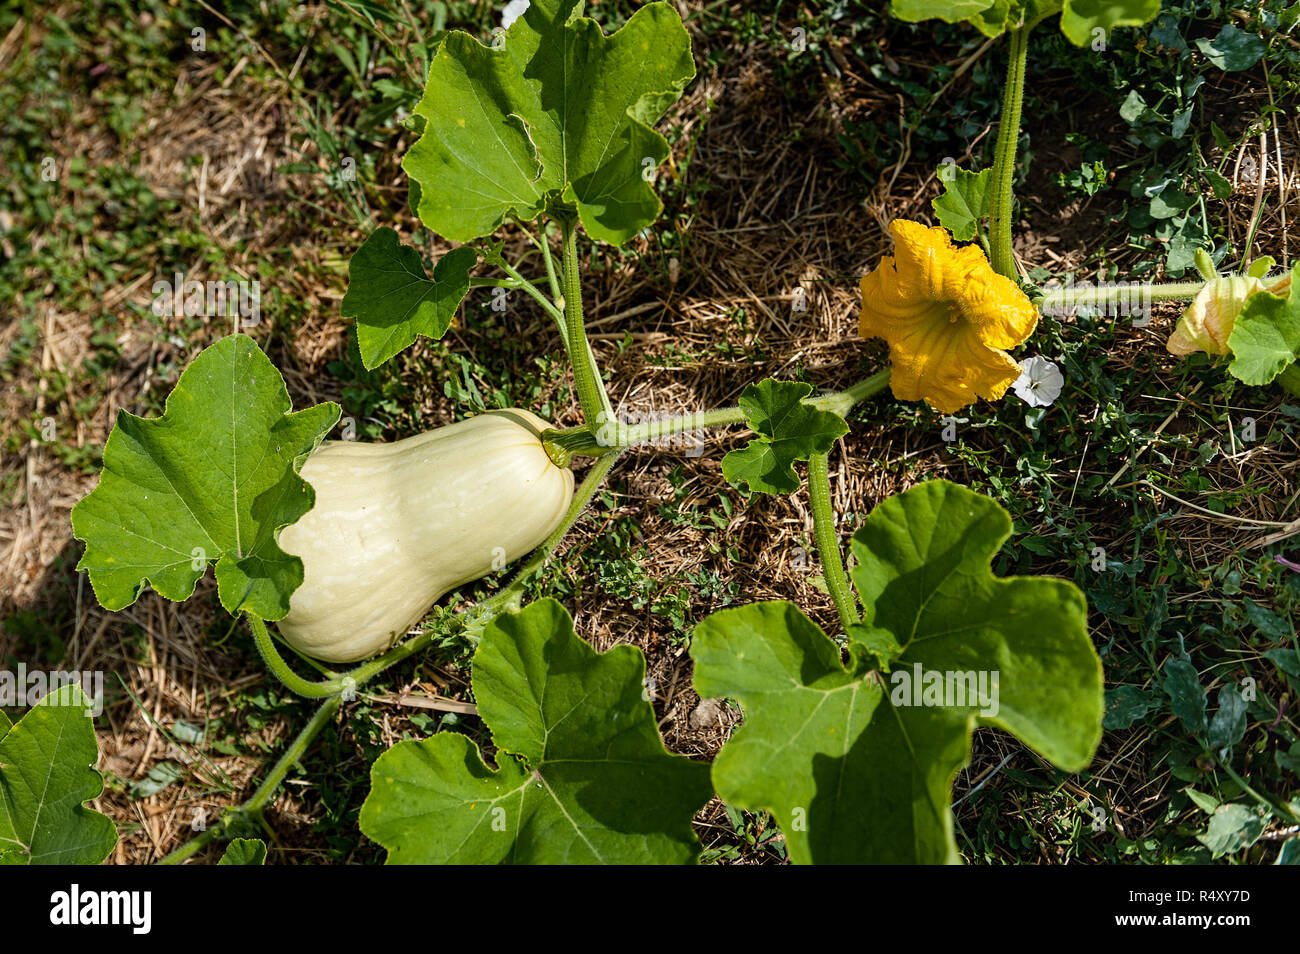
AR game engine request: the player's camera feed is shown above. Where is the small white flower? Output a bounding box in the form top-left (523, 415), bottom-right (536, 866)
top-left (502, 0), bottom-right (530, 29)
top-left (1011, 356), bottom-right (1064, 408)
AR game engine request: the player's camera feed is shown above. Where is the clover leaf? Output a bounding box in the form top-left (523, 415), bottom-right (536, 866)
top-left (71, 335), bottom-right (340, 620)
top-left (404, 0), bottom-right (694, 246)
top-left (360, 598), bottom-right (712, 863)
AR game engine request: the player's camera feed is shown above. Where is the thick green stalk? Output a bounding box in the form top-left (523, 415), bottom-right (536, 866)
top-left (988, 23), bottom-right (1030, 279)
top-left (811, 369), bottom-right (892, 419)
top-left (1037, 280), bottom-right (1206, 312)
top-left (808, 451), bottom-right (859, 633)
top-left (249, 616), bottom-right (346, 698)
top-left (157, 695), bottom-right (341, 865)
top-left (560, 217), bottom-right (614, 425)
top-left (544, 369), bottom-right (893, 458)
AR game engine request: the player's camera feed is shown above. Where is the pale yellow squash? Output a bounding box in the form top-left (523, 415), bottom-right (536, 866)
top-left (276, 409), bottom-right (573, 662)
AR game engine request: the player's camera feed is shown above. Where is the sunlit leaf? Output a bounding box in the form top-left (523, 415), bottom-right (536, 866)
top-left (71, 335), bottom-right (339, 620)
top-left (0, 686), bottom-right (117, 865)
top-left (361, 599), bottom-right (711, 863)
top-left (404, 0), bottom-right (694, 246)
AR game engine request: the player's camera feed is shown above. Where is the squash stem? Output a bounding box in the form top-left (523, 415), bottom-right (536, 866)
top-left (495, 258), bottom-right (566, 335)
top-left (1035, 279), bottom-right (1206, 312)
top-left (537, 220), bottom-right (565, 306)
top-left (544, 369), bottom-right (893, 458)
top-left (988, 22), bottom-right (1029, 280)
top-left (559, 217), bottom-right (615, 427)
top-left (157, 695), bottom-right (341, 865)
top-left (248, 615), bottom-right (350, 698)
top-left (808, 450), bottom-right (860, 633)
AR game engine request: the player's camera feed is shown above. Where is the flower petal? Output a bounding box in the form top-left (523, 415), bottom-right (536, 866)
top-left (1168, 276), bottom-right (1264, 356)
top-left (887, 310), bottom-right (1023, 414)
top-left (859, 219), bottom-right (1037, 413)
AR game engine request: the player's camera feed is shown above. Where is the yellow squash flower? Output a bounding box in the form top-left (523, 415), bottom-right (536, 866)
top-left (859, 220), bottom-right (1038, 414)
top-left (1167, 273), bottom-right (1292, 357)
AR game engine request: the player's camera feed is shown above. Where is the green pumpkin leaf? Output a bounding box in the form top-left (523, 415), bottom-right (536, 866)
top-left (1058, 0), bottom-right (1160, 46)
top-left (691, 601), bottom-right (886, 864)
top-left (932, 165), bottom-right (991, 242)
top-left (360, 598), bottom-right (712, 864)
top-left (721, 380), bottom-right (848, 495)
top-left (1198, 803), bottom-right (1268, 858)
top-left (342, 228), bottom-right (476, 369)
top-left (1195, 23), bottom-right (1267, 72)
top-left (218, 838), bottom-right (267, 865)
top-left (1227, 263), bottom-right (1300, 385)
top-left (890, 0), bottom-right (1158, 45)
top-left (0, 685), bottom-right (117, 865)
top-left (693, 480), bottom-right (1102, 863)
top-left (404, 0), bottom-right (694, 246)
top-left (890, 0), bottom-right (1001, 30)
top-left (71, 335), bottom-right (340, 620)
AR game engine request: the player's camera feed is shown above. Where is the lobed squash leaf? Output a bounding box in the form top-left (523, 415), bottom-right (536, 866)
top-left (342, 227), bottom-right (476, 369)
top-left (360, 598), bottom-right (712, 864)
top-left (890, 0), bottom-right (1159, 44)
top-left (721, 380), bottom-right (848, 495)
top-left (691, 480), bottom-right (1103, 863)
top-left (403, 0), bottom-right (694, 246)
top-left (1227, 262), bottom-right (1300, 386)
top-left (0, 685), bottom-right (117, 865)
top-left (691, 602), bottom-right (886, 864)
top-left (218, 838), bottom-right (268, 865)
top-left (932, 165), bottom-right (991, 243)
top-left (71, 335), bottom-right (340, 621)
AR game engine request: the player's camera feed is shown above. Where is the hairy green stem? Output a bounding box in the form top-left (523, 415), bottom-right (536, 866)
top-left (808, 451), bottom-right (859, 633)
top-left (560, 217), bottom-right (614, 425)
top-left (538, 222), bottom-right (565, 305)
top-left (468, 275), bottom-right (545, 289)
top-left (243, 695), bottom-right (343, 814)
top-left (988, 23), bottom-right (1030, 279)
top-left (496, 258), bottom-right (566, 335)
top-left (1037, 280), bottom-right (1207, 312)
top-left (812, 369), bottom-right (893, 419)
top-left (157, 695), bottom-right (342, 865)
top-left (249, 616), bottom-right (347, 698)
top-left (544, 369), bottom-right (893, 458)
